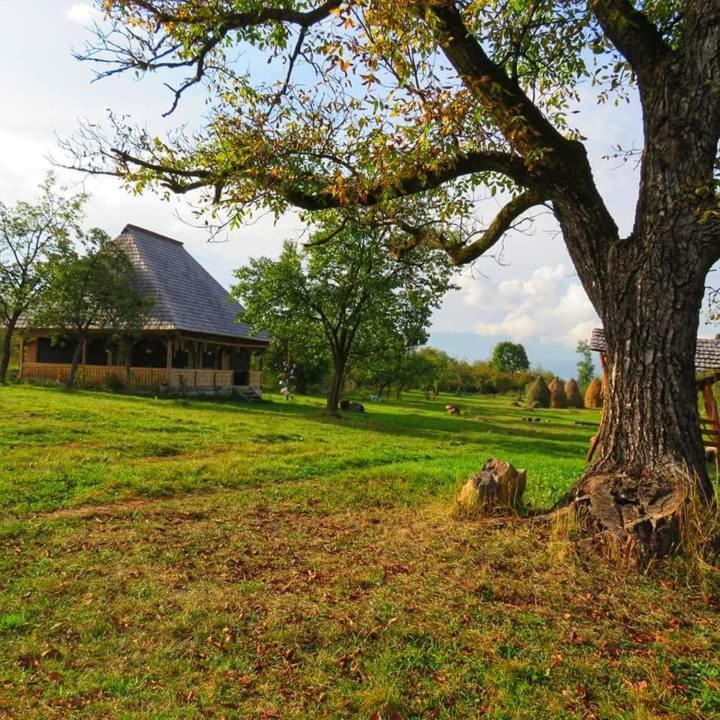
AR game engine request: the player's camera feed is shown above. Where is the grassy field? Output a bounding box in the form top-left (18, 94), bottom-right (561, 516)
top-left (0, 384), bottom-right (719, 719)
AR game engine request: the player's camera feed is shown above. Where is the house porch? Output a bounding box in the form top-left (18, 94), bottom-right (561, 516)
top-left (18, 332), bottom-right (264, 391)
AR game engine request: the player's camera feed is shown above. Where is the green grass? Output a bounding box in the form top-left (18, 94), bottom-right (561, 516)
top-left (0, 384), bottom-right (719, 719)
top-left (0, 385), bottom-right (590, 517)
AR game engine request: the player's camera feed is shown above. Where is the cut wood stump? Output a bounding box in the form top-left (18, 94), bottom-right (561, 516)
top-left (456, 459), bottom-right (527, 517)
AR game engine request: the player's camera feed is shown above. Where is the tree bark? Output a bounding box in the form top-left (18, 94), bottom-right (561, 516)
top-left (0, 314), bottom-right (19, 383)
top-left (327, 352), bottom-right (347, 413)
top-left (66, 337), bottom-right (84, 389)
top-left (562, 232), bottom-right (712, 558)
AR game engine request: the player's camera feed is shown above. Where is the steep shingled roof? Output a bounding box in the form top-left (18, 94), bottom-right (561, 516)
top-left (589, 328), bottom-right (720, 371)
top-left (115, 224), bottom-right (270, 343)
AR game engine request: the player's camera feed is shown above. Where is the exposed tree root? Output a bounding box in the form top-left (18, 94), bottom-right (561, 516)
top-left (558, 465), bottom-right (692, 565)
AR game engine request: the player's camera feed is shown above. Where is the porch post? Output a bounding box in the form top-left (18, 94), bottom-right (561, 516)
top-left (166, 336), bottom-right (173, 384)
top-left (18, 335), bottom-right (24, 380)
top-left (81, 338), bottom-right (87, 366)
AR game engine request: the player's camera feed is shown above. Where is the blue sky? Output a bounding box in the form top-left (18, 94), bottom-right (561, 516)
top-left (1, 2), bottom-right (715, 379)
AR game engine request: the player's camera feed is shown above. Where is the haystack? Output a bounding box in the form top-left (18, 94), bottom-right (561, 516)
top-left (549, 377), bottom-right (567, 408)
top-left (526, 376), bottom-right (550, 408)
top-left (564, 378), bottom-right (584, 408)
top-left (585, 377), bottom-right (604, 408)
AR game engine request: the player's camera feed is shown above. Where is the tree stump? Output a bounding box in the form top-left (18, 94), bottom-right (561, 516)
top-left (456, 459), bottom-right (527, 516)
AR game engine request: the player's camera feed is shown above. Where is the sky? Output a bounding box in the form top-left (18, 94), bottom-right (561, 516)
top-left (0, 1), bottom-right (715, 379)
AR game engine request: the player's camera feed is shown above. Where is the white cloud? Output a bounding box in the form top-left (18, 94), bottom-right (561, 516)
top-left (457, 268), bottom-right (504, 309)
top-left (498, 279), bottom-right (523, 297)
top-left (66, 4), bottom-right (99, 24)
top-left (521, 264), bottom-right (566, 298)
top-left (450, 265), bottom-right (600, 349)
top-left (475, 311), bottom-right (539, 339)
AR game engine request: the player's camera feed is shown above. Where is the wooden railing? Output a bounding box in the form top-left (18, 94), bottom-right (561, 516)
top-left (167, 369), bottom-right (234, 388)
top-left (21, 363), bottom-right (234, 389)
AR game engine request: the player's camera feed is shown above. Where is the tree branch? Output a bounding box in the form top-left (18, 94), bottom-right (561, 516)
top-left (590, 0), bottom-right (670, 81)
top-left (395, 189), bottom-right (548, 265)
top-left (283, 150), bottom-right (536, 210)
top-left (81, 1), bottom-right (344, 113)
top-left (62, 138), bottom-right (536, 211)
top-left (130, 0), bottom-right (343, 29)
top-left (426, 1), bottom-right (569, 157)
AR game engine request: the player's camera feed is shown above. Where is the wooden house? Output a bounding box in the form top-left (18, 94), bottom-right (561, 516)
top-left (17, 224), bottom-right (270, 393)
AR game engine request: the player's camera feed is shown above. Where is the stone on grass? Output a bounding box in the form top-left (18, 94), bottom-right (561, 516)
top-left (340, 400), bottom-right (365, 412)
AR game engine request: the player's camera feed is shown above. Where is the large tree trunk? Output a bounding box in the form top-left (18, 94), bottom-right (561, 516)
top-left (327, 353), bottom-right (347, 414)
top-left (553, 32), bottom-right (720, 557)
top-left (565, 236), bottom-right (712, 557)
top-left (0, 314), bottom-right (19, 383)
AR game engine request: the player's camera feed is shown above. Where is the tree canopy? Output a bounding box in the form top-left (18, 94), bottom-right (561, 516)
top-left (32, 230), bottom-right (151, 388)
top-left (233, 218), bottom-right (454, 411)
top-left (490, 341), bottom-right (529, 374)
top-left (65, 2), bottom-right (710, 258)
top-left (575, 339), bottom-right (595, 390)
top-left (0, 175), bottom-right (87, 382)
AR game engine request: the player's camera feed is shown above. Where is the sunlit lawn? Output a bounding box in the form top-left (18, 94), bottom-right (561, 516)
top-left (0, 384), bottom-right (718, 719)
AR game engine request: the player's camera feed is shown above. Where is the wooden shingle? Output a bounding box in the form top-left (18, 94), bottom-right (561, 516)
top-left (588, 328), bottom-right (720, 370)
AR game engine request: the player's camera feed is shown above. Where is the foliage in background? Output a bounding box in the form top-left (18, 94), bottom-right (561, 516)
top-left (233, 219), bottom-right (455, 412)
top-left (491, 341), bottom-right (530, 374)
top-left (413, 347), bottom-right (452, 399)
top-left (31, 230), bottom-right (151, 388)
top-left (261, 339), bottom-right (330, 395)
top-left (576, 340), bottom-right (595, 391)
top-left (0, 174), bottom-right (87, 383)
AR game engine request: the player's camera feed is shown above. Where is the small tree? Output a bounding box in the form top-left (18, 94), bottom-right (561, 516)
top-left (0, 175), bottom-right (86, 383)
top-left (491, 342), bottom-right (530, 374)
top-left (233, 220), bottom-right (454, 413)
top-left (413, 347), bottom-right (451, 399)
top-left (355, 340), bottom-right (415, 399)
top-left (32, 229), bottom-right (151, 388)
top-left (576, 340), bottom-right (595, 392)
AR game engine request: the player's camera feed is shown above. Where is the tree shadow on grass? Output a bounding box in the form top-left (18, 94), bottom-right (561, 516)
top-left (18, 385), bottom-right (594, 462)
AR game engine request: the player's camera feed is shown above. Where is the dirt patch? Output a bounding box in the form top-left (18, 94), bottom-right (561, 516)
top-left (35, 497), bottom-right (159, 521)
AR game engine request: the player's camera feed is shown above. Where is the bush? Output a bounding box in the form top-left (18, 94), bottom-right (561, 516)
top-left (526, 376), bottom-right (550, 408)
top-left (105, 373), bottom-right (126, 392)
top-left (548, 377), bottom-right (567, 408)
top-left (585, 377), bottom-right (604, 408)
top-left (564, 378), bottom-right (584, 408)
